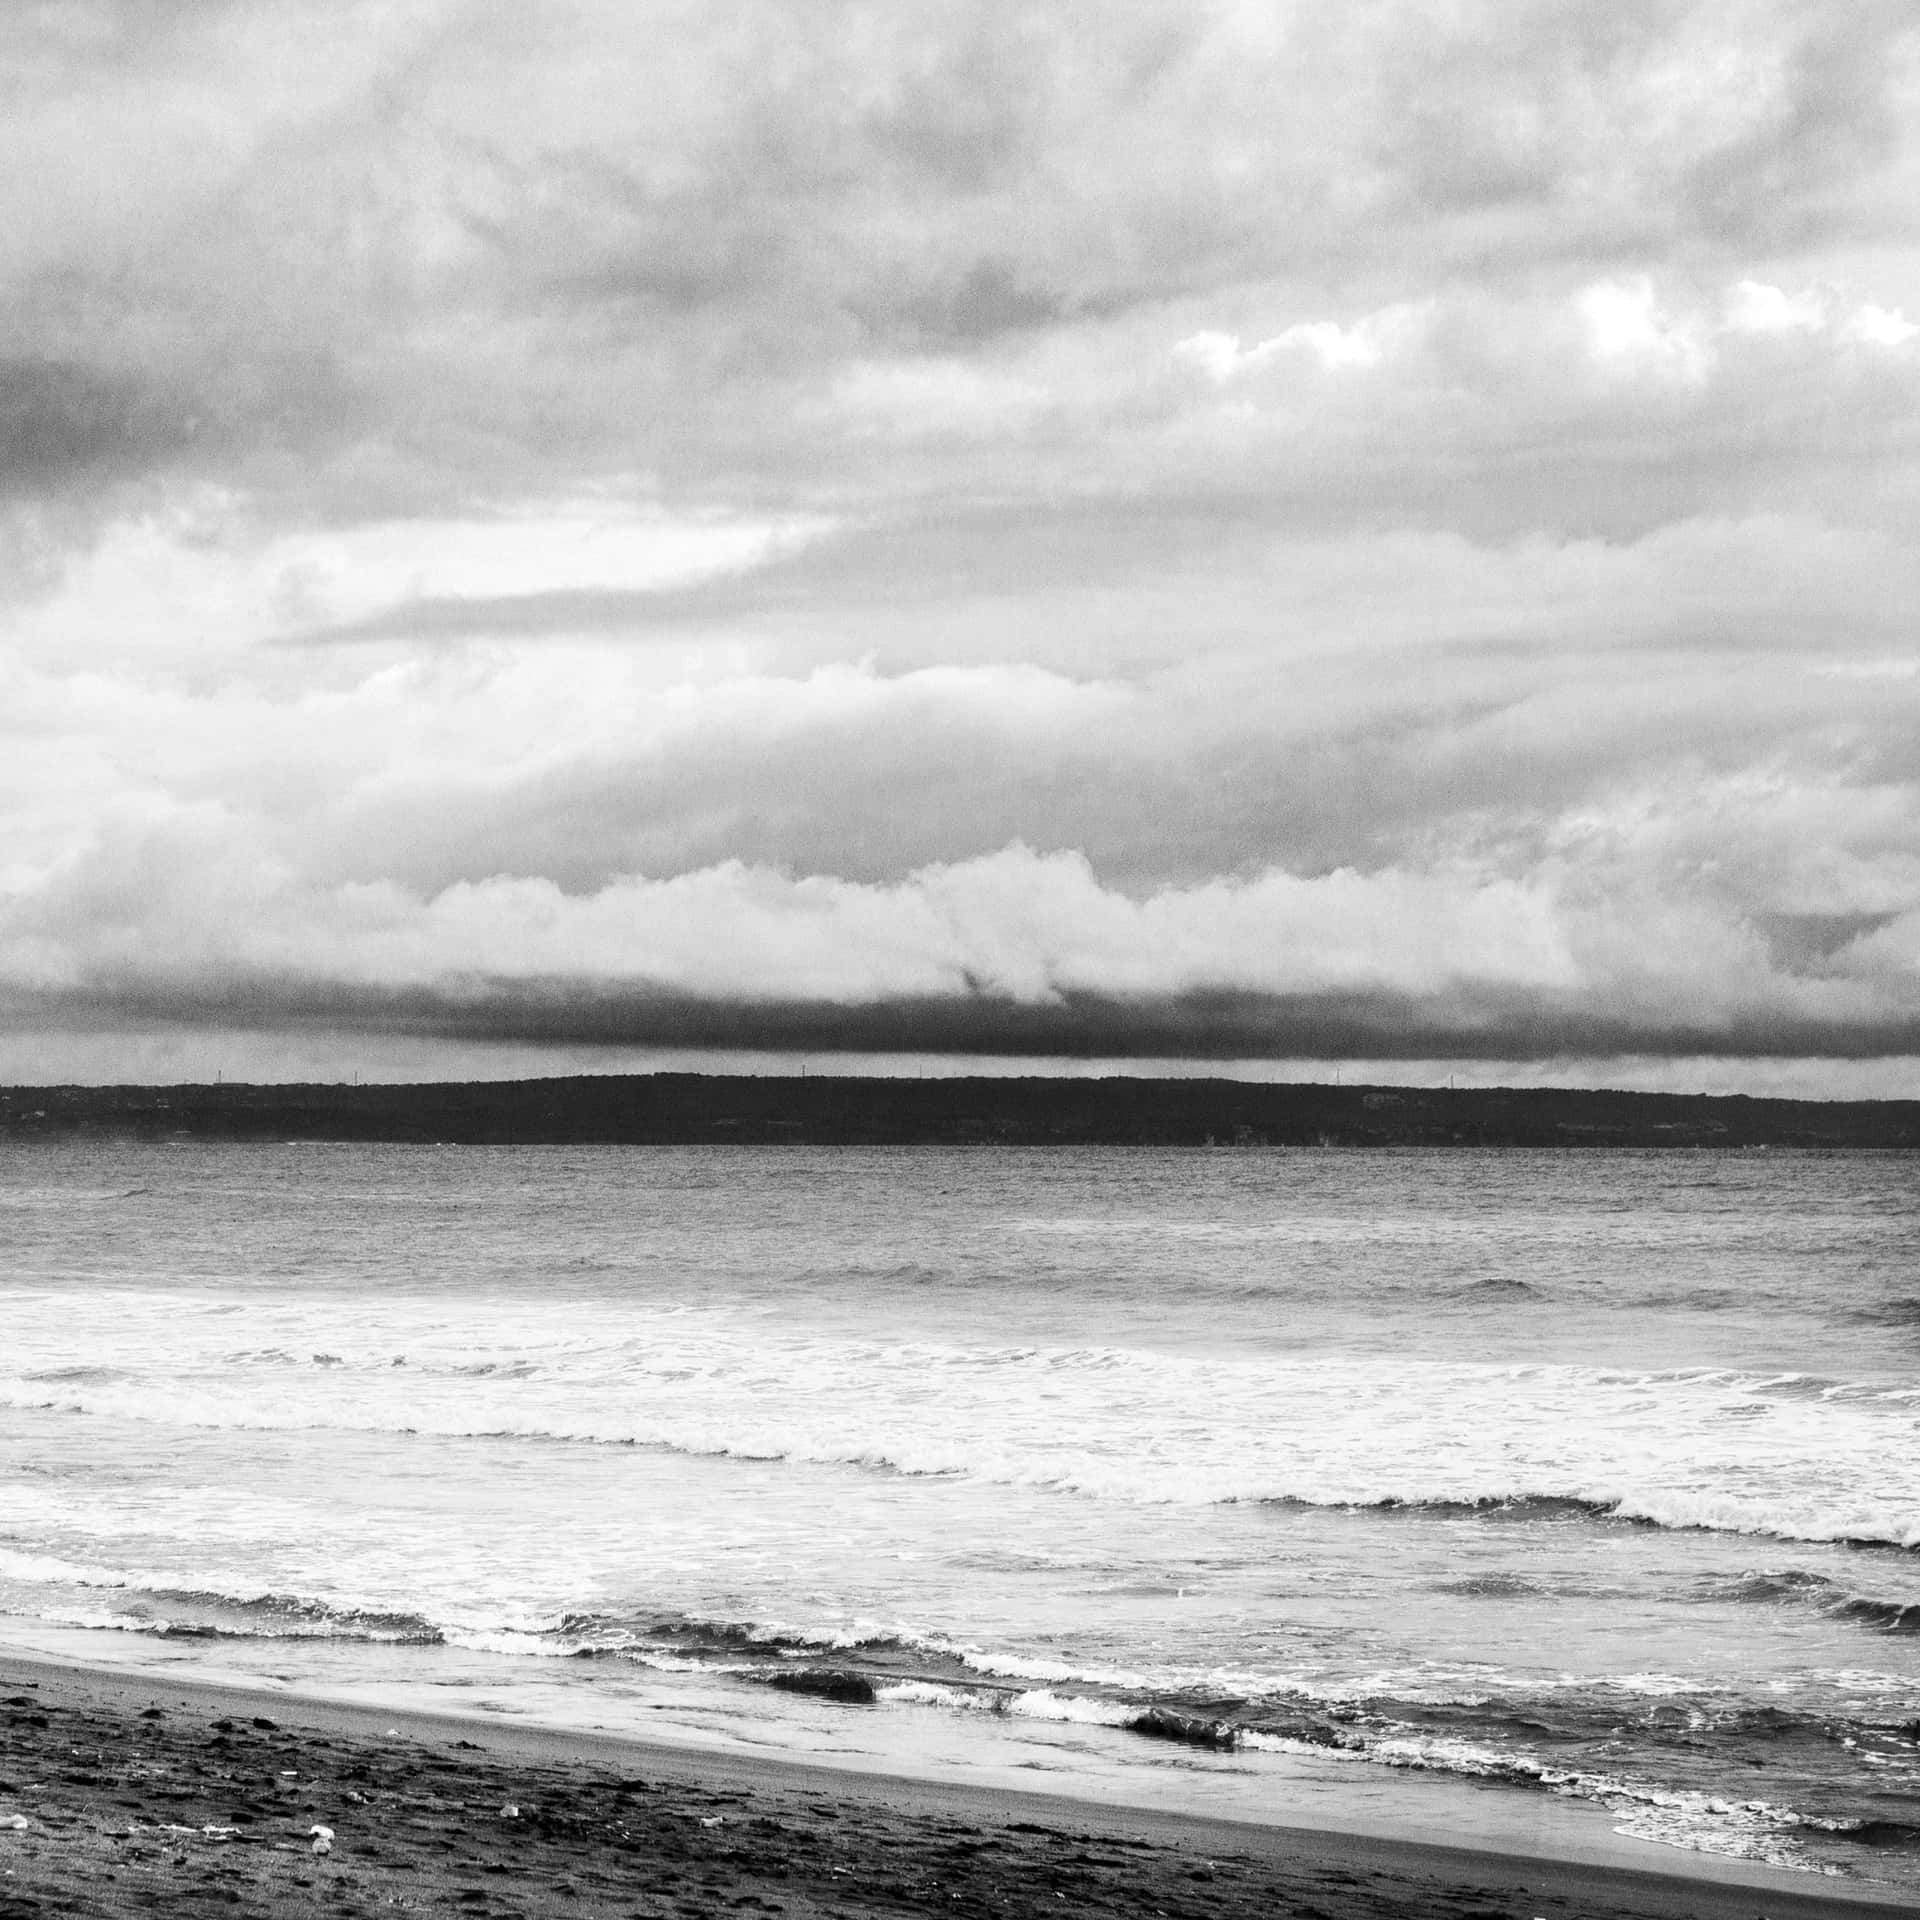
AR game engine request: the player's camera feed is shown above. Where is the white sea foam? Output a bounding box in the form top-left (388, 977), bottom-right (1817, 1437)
top-left (0, 1549), bottom-right (136, 1589)
top-left (34, 1607), bottom-right (166, 1635)
top-left (945, 1649), bottom-right (1149, 1689)
top-left (1362, 1734), bottom-right (1838, 1872)
top-left (446, 1630), bottom-right (585, 1660)
top-left (4, 1293), bottom-right (1916, 1547)
top-left (860, 1675), bottom-right (1855, 1872)
top-left (877, 1681), bottom-right (998, 1712)
top-left (1005, 1690), bottom-right (1136, 1728)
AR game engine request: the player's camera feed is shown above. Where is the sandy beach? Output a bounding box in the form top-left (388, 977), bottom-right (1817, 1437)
top-left (0, 1652), bottom-right (1907, 1920)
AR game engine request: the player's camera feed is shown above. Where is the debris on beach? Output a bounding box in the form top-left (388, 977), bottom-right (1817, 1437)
top-left (310, 1823), bottom-right (334, 1855)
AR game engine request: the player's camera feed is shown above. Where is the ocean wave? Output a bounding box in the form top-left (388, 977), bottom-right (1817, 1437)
top-left (19, 1604), bottom-right (443, 1646)
top-left (564, 1611), bottom-right (924, 1661)
top-left (0, 1186), bottom-right (151, 1209)
top-left (1300, 1493), bottom-right (1622, 1523)
top-left (0, 1548), bottom-right (129, 1588)
top-left (0, 1553), bottom-right (446, 1645)
top-left (6, 1309), bottom-right (1920, 1554)
top-left (1813, 1819), bottom-right (1920, 1849)
top-left (9, 1364), bottom-right (1919, 1548)
top-left (548, 1611), bottom-right (1918, 1772)
top-left (1698, 1570), bottom-right (1920, 1633)
top-left (1428, 1571), bottom-right (1553, 1597)
top-left (711, 1643), bottom-right (1918, 1876)
top-left (140, 1588), bottom-right (446, 1644)
top-left (1851, 1298), bottom-right (1920, 1330)
top-left (11, 1571), bottom-right (1918, 1875)
top-left (1260, 1490), bottom-right (1920, 1552)
top-left (1839, 1598), bottom-right (1920, 1634)
top-left (1353, 1734), bottom-right (1840, 1875)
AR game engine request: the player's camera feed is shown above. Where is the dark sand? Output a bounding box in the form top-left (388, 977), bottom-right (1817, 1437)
top-left (0, 1654), bottom-right (1908, 1919)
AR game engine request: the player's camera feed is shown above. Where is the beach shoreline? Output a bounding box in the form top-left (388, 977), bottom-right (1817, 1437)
top-left (0, 1646), bottom-right (1908, 1918)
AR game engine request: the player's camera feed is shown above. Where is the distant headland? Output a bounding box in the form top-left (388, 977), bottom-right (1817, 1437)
top-left (0, 1074), bottom-right (1915, 1148)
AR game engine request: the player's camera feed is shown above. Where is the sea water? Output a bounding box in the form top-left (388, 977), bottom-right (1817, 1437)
top-left (2, 1141), bottom-right (1917, 1889)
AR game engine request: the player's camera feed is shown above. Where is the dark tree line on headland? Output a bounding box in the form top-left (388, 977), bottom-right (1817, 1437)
top-left (1, 1075), bottom-right (1916, 1147)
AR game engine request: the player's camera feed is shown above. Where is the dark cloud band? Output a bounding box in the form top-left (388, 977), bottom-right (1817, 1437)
top-left (10, 978), bottom-right (1919, 1064)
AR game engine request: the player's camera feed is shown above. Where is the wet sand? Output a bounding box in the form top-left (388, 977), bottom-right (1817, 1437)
top-left (0, 1652), bottom-right (1906, 1919)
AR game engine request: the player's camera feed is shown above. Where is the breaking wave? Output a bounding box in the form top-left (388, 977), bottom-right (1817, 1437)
top-left (1699, 1569), bottom-right (1920, 1633)
top-left (6, 1553), bottom-right (1918, 1879)
top-left (5, 1344), bottom-right (1919, 1552)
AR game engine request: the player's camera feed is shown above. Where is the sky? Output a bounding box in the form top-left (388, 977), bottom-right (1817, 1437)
top-left (4, 0), bottom-right (1920, 1091)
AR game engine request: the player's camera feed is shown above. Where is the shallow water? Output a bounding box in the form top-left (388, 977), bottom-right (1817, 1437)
top-left (2, 1142), bottom-right (1917, 1886)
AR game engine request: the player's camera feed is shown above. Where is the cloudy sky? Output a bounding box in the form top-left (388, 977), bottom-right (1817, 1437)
top-left (5, 0), bottom-right (1920, 1090)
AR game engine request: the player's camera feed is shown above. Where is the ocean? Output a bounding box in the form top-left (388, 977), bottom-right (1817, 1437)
top-left (2, 1140), bottom-right (1917, 1890)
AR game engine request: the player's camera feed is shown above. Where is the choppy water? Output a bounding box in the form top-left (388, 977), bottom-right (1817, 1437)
top-left (2, 1141), bottom-right (1918, 1887)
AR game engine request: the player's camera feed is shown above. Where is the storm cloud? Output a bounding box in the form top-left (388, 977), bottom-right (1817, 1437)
top-left (4, 1), bottom-right (1920, 1081)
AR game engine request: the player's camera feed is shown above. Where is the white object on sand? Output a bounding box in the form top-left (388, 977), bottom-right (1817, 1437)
top-left (309, 1824), bottom-right (334, 1856)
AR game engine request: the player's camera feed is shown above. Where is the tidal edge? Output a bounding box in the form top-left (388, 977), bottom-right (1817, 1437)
top-left (0, 1650), bottom-right (1908, 1919)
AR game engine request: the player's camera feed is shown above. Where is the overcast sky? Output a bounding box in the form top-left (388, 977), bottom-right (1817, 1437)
top-left (5, 0), bottom-right (1920, 1089)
